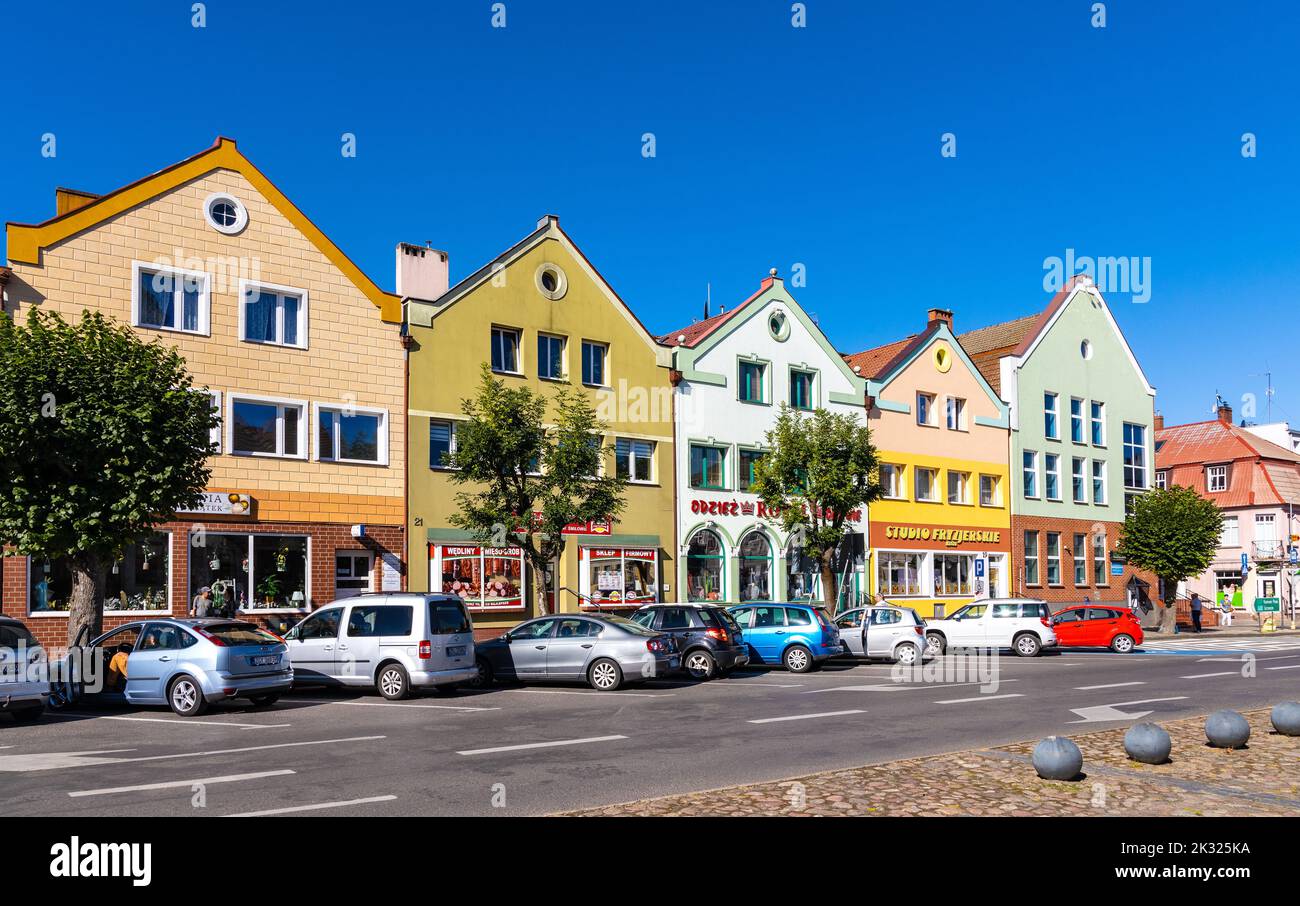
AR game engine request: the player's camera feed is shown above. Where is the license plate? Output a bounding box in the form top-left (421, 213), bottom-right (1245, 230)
top-left (447, 645), bottom-right (467, 657)
top-left (251, 655), bottom-right (279, 666)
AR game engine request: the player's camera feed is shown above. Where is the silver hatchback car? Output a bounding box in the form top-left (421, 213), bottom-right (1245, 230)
top-left (473, 614), bottom-right (679, 691)
top-left (55, 619), bottom-right (292, 717)
top-left (833, 605), bottom-right (929, 665)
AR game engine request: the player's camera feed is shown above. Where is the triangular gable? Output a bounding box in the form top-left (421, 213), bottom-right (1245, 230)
top-left (414, 215), bottom-right (666, 358)
top-left (672, 277), bottom-right (867, 398)
top-left (867, 322), bottom-right (1009, 426)
top-left (6, 137), bottom-right (402, 323)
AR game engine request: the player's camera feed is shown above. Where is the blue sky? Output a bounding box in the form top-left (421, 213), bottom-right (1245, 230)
top-left (3, 1), bottom-right (1296, 425)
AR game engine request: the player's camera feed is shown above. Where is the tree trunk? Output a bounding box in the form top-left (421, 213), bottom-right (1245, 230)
top-left (819, 549), bottom-right (839, 613)
top-left (66, 552), bottom-right (106, 648)
top-left (531, 562), bottom-right (551, 616)
top-left (1158, 577), bottom-right (1179, 634)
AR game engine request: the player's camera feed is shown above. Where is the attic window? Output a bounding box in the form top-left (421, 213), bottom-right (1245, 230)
top-left (535, 263), bottom-right (567, 301)
top-left (204, 193), bottom-right (248, 235)
top-left (768, 311), bottom-right (790, 341)
top-left (1080, 339), bottom-right (1093, 360)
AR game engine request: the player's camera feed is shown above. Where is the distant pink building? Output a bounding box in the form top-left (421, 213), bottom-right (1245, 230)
top-left (1155, 403), bottom-right (1300, 620)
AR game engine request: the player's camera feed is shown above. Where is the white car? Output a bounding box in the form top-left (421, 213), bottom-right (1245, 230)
top-left (923, 598), bottom-right (1057, 658)
top-left (0, 617), bottom-right (47, 722)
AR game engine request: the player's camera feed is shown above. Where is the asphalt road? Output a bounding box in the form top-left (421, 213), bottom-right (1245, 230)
top-left (3, 635), bottom-right (1298, 817)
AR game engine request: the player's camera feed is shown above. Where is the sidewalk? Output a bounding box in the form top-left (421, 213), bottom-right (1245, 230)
top-left (1150, 624), bottom-right (1300, 639)
top-left (562, 709), bottom-right (1300, 817)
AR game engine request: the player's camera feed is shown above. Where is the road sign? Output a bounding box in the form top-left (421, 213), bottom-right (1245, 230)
top-left (1290, 546), bottom-right (1298, 566)
top-left (974, 558), bottom-right (985, 579)
top-left (1110, 562), bottom-right (1124, 576)
top-left (1241, 552), bottom-right (1249, 577)
top-left (1254, 597), bottom-right (1281, 613)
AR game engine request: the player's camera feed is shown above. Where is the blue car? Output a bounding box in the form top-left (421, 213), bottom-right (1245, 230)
top-left (725, 603), bottom-right (843, 672)
top-left (54, 618), bottom-right (292, 716)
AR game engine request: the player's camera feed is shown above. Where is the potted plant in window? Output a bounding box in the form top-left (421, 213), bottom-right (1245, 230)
top-left (256, 573), bottom-right (282, 609)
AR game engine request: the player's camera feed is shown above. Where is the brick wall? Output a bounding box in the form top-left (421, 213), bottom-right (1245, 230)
top-left (1012, 513), bottom-right (1155, 604)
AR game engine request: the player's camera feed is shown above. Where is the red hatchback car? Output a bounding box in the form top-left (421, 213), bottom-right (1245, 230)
top-left (1050, 605), bottom-right (1144, 653)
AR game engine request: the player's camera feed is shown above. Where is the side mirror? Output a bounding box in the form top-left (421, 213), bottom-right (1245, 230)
top-left (499, 633), bottom-right (511, 643)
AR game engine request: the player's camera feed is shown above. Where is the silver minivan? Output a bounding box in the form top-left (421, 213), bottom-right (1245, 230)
top-left (283, 593), bottom-right (477, 699)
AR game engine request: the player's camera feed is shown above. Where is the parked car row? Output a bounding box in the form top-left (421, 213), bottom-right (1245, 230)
top-left (2, 595), bottom-right (1143, 722)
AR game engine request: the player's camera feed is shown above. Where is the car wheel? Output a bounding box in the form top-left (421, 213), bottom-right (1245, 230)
top-left (588, 658), bottom-right (623, 691)
top-left (467, 658), bottom-right (494, 689)
top-left (248, 693), bottom-right (279, 707)
top-left (167, 675), bottom-right (209, 717)
top-left (12, 704), bottom-right (43, 723)
top-left (783, 645), bottom-right (814, 673)
top-left (684, 649), bottom-right (717, 680)
top-left (1110, 633), bottom-right (1135, 654)
top-left (925, 632), bottom-right (946, 656)
top-left (377, 663), bottom-right (411, 700)
top-left (1013, 633), bottom-right (1042, 658)
top-left (894, 642), bottom-right (920, 666)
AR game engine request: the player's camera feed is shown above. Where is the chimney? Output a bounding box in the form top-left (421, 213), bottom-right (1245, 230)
top-left (1217, 402), bottom-right (1233, 425)
top-left (1153, 412), bottom-right (1164, 431)
top-left (55, 187), bottom-right (99, 217)
top-left (927, 307), bottom-right (954, 330)
top-left (396, 243), bottom-right (449, 302)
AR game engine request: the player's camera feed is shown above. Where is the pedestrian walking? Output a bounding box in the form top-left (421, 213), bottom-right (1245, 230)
top-left (1190, 592), bottom-right (1203, 633)
top-left (1219, 593), bottom-right (1234, 627)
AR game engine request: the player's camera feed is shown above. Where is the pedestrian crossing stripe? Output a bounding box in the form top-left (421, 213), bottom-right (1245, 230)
top-left (1135, 636), bottom-right (1300, 656)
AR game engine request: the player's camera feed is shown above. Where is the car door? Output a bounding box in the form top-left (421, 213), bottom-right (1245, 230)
top-left (1052, 608), bottom-right (1087, 646)
top-left (339, 603), bottom-right (391, 685)
top-left (987, 601), bottom-right (1023, 647)
top-left (505, 619), bottom-right (558, 678)
top-left (653, 606), bottom-right (695, 655)
top-left (285, 608), bottom-right (343, 682)
top-left (91, 624), bottom-right (142, 699)
top-left (126, 623), bottom-right (185, 703)
top-left (1087, 607), bottom-right (1121, 647)
top-left (546, 618), bottom-right (601, 679)
top-left (866, 608), bottom-right (905, 657)
top-left (945, 604), bottom-right (986, 647)
top-left (835, 609), bottom-right (865, 656)
top-left (747, 605), bottom-right (788, 661)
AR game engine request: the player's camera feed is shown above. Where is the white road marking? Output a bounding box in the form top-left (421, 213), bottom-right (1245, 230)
top-left (1180, 671), bottom-right (1239, 679)
top-left (519, 689), bottom-right (671, 698)
top-left (747, 710), bottom-right (865, 724)
top-left (320, 699), bottom-right (500, 711)
top-left (934, 693), bottom-right (1024, 705)
top-left (223, 795), bottom-right (397, 817)
top-left (812, 679), bottom-right (1020, 694)
top-left (0, 736), bottom-right (385, 773)
top-left (1069, 696), bottom-right (1189, 723)
top-left (69, 769), bottom-right (295, 798)
top-left (1265, 664), bottom-right (1300, 670)
top-left (97, 715), bottom-right (291, 729)
top-left (458, 735), bottom-right (628, 756)
top-left (1075, 681), bottom-right (1146, 690)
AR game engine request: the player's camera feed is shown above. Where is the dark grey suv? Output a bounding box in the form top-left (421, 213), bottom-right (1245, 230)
top-left (630, 604), bottom-right (749, 680)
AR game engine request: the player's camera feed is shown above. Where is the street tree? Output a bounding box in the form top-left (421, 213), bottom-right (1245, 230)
top-left (751, 405), bottom-right (882, 610)
top-left (447, 365), bottom-right (627, 614)
top-left (0, 310), bottom-right (218, 645)
top-left (1117, 485), bottom-right (1223, 633)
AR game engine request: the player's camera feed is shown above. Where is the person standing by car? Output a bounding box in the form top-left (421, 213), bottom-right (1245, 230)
top-left (1190, 592), bottom-right (1203, 633)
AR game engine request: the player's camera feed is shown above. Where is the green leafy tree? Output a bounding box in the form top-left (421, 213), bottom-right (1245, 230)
top-left (1117, 485), bottom-right (1222, 633)
top-left (0, 310), bottom-right (219, 645)
top-left (751, 405), bottom-right (882, 610)
top-left (448, 365), bottom-right (627, 615)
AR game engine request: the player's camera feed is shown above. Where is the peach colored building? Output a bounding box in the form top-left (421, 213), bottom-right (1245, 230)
top-left (2, 138), bottom-right (406, 645)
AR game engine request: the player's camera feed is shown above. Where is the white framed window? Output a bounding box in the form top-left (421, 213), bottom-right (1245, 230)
top-left (1207, 464), bottom-right (1228, 492)
top-left (1022, 450), bottom-right (1039, 498)
top-left (1093, 531), bottom-right (1108, 585)
top-left (491, 326), bottom-right (522, 374)
top-left (946, 396), bottom-right (966, 430)
top-left (1072, 456), bottom-right (1086, 503)
top-left (429, 419), bottom-right (458, 469)
top-left (1154, 469), bottom-right (1167, 489)
top-left (1220, 515), bottom-right (1239, 547)
top-left (537, 333), bottom-right (567, 380)
top-left (1073, 533), bottom-right (1088, 585)
top-left (1090, 400), bottom-right (1106, 446)
top-left (1092, 459), bottom-right (1107, 504)
top-left (1046, 532), bottom-right (1061, 585)
top-left (1044, 392), bottom-right (1060, 440)
top-left (1023, 531), bottom-right (1039, 585)
top-left (204, 192), bottom-right (248, 235)
top-left (880, 463), bottom-right (905, 499)
top-left (228, 393), bottom-right (307, 459)
top-left (914, 466), bottom-right (938, 502)
top-left (947, 470), bottom-right (970, 505)
top-left (1070, 397), bottom-right (1085, 443)
top-left (979, 473), bottom-right (1000, 507)
top-left (131, 261), bottom-right (210, 335)
top-left (582, 341), bottom-right (609, 387)
top-left (334, 551), bottom-right (374, 598)
top-left (315, 403), bottom-right (388, 465)
top-left (1122, 422), bottom-right (1147, 489)
top-left (916, 392), bottom-right (937, 426)
top-left (239, 280), bottom-right (308, 349)
top-left (1044, 453), bottom-right (1061, 501)
top-left (615, 438), bottom-right (655, 483)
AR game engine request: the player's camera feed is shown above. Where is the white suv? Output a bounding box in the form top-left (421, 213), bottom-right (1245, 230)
top-left (923, 598), bottom-right (1057, 658)
top-left (0, 617), bottom-right (47, 722)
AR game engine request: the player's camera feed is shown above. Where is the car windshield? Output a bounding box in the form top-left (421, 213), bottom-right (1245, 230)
top-left (946, 605), bottom-right (974, 620)
top-left (602, 615), bottom-right (658, 636)
top-left (201, 623), bottom-right (280, 645)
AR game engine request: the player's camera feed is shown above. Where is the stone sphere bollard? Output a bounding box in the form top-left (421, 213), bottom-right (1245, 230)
top-left (1271, 702), bottom-right (1300, 736)
top-left (1032, 736), bottom-right (1083, 780)
top-left (1205, 710), bottom-right (1251, 749)
top-left (1124, 722), bottom-right (1172, 764)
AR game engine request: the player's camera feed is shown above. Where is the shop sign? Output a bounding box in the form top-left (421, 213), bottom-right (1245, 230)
top-left (688, 497), bottom-right (862, 523)
top-left (881, 524), bottom-right (1001, 547)
top-left (177, 492), bottom-right (252, 516)
top-left (529, 513), bottom-right (612, 535)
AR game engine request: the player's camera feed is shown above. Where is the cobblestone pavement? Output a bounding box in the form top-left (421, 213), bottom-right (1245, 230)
top-left (562, 709), bottom-right (1300, 817)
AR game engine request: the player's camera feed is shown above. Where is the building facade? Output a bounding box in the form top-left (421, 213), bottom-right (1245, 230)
top-left (404, 216), bottom-right (676, 632)
top-left (2, 138), bottom-right (406, 646)
top-left (844, 308), bottom-right (1012, 618)
top-left (660, 271), bottom-right (869, 607)
top-left (960, 275), bottom-right (1158, 615)
top-left (1156, 404), bottom-right (1300, 621)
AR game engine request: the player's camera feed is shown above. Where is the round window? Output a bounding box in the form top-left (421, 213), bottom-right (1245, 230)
top-left (768, 310), bottom-right (790, 341)
top-left (535, 263), bottom-right (568, 300)
top-left (933, 346), bottom-right (952, 373)
top-left (203, 193), bottom-right (248, 235)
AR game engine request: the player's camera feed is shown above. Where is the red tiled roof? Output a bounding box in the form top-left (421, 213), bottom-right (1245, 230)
top-left (1156, 418), bottom-right (1300, 507)
top-left (657, 306), bottom-right (745, 348)
top-left (841, 335), bottom-right (917, 380)
top-left (957, 314), bottom-right (1038, 357)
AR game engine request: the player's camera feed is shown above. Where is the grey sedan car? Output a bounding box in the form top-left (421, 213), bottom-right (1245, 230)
top-left (473, 614), bottom-right (679, 691)
top-left (53, 618), bottom-right (292, 716)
